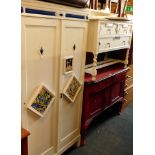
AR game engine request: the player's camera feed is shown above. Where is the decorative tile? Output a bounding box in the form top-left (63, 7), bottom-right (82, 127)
top-left (27, 84), bottom-right (55, 117)
top-left (63, 76), bottom-right (81, 103)
top-left (64, 56), bottom-right (73, 74)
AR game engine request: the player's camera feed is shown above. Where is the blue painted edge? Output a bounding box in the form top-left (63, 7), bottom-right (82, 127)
top-left (25, 8), bottom-right (56, 16)
top-left (65, 13), bottom-right (85, 19)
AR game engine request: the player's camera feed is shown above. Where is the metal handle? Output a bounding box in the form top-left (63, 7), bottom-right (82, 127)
top-left (114, 36), bottom-right (120, 40)
top-left (73, 44), bottom-right (76, 50)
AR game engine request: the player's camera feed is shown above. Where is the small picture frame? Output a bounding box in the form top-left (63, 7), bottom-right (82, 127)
top-left (63, 75), bottom-right (81, 103)
top-left (64, 56), bottom-right (73, 74)
top-left (27, 84), bottom-right (55, 117)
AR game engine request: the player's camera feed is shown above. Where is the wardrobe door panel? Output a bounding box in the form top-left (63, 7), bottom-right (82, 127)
top-left (58, 20), bottom-right (87, 150)
top-left (22, 16), bottom-right (60, 155)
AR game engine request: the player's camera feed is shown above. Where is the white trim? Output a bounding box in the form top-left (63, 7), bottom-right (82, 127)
top-left (40, 146), bottom-right (54, 155)
top-left (57, 135), bottom-right (80, 155)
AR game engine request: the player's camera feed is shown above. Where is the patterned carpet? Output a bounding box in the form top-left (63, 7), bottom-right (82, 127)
top-left (63, 103), bottom-right (133, 155)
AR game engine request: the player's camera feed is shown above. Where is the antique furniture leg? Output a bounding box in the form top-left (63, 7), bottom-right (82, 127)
top-left (124, 49), bottom-right (130, 67)
top-left (92, 53), bottom-right (98, 81)
top-left (81, 124), bottom-right (87, 145)
top-left (117, 100), bottom-right (124, 115)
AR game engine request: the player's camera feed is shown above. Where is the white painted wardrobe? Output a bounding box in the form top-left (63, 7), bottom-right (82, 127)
top-left (21, 0), bottom-right (88, 155)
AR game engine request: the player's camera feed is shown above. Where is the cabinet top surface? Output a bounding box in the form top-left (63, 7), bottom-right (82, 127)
top-left (88, 16), bottom-right (132, 24)
top-left (85, 65), bottom-right (128, 84)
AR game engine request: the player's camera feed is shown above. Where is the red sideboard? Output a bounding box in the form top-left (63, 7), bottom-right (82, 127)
top-left (21, 128), bottom-right (30, 155)
top-left (81, 65), bottom-right (128, 145)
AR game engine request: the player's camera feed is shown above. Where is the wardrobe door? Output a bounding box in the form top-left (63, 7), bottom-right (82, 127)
top-left (21, 16), bottom-right (60, 155)
top-left (58, 20), bottom-right (87, 152)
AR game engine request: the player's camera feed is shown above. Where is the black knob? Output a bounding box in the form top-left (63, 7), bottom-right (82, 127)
top-left (40, 47), bottom-right (44, 55)
top-left (73, 44), bottom-right (76, 50)
top-left (99, 42), bottom-right (101, 46)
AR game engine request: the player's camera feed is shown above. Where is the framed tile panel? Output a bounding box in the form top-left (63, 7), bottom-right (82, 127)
top-left (27, 84), bottom-right (55, 117)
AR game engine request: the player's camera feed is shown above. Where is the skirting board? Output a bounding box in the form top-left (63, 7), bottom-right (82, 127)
top-left (40, 135), bottom-right (80, 155)
top-left (40, 146), bottom-right (54, 155)
top-left (57, 135), bottom-right (81, 155)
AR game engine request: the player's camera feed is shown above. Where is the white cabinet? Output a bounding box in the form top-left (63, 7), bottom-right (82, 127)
top-left (86, 18), bottom-right (133, 80)
top-left (22, 16), bottom-right (60, 155)
top-left (58, 20), bottom-right (87, 153)
top-left (21, 2), bottom-right (88, 154)
top-left (87, 19), bottom-right (133, 54)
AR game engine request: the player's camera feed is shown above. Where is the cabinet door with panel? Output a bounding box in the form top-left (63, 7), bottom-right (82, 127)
top-left (21, 16), bottom-right (60, 155)
top-left (58, 20), bottom-right (87, 152)
top-left (110, 73), bottom-right (126, 104)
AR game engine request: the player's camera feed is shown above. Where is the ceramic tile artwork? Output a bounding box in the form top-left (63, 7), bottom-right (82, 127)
top-left (31, 87), bottom-right (53, 114)
top-left (64, 56), bottom-right (73, 74)
top-left (66, 76), bottom-right (81, 101)
top-left (66, 58), bottom-right (73, 72)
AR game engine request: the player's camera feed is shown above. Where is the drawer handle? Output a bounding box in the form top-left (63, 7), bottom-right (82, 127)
top-left (99, 42), bottom-right (101, 46)
top-left (113, 36), bottom-right (120, 40)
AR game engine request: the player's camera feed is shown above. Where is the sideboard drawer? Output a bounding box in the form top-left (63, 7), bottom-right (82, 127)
top-left (95, 78), bottom-right (112, 92)
top-left (98, 36), bottom-right (131, 52)
top-left (99, 22), bottom-right (117, 36)
top-left (112, 72), bottom-right (126, 83)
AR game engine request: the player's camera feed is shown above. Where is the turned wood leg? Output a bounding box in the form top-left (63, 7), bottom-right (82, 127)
top-left (104, 53), bottom-right (108, 61)
top-left (92, 53), bottom-right (97, 81)
top-left (124, 49), bottom-right (130, 67)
